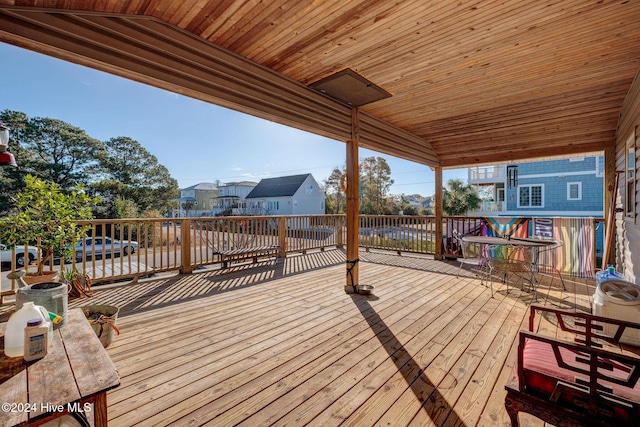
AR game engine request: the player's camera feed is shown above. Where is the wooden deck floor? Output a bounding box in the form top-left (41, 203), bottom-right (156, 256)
top-left (63, 249), bottom-right (598, 427)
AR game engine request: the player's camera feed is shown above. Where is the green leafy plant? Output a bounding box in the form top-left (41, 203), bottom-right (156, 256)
top-left (0, 175), bottom-right (100, 275)
top-left (58, 267), bottom-right (80, 283)
top-left (60, 267), bottom-right (93, 298)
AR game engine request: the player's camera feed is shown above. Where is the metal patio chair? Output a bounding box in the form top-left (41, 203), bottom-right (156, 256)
top-left (530, 238), bottom-right (567, 291)
top-left (486, 244), bottom-right (537, 300)
top-left (455, 231), bottom-right (492, 294)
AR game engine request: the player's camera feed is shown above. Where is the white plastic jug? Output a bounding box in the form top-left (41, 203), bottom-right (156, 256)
top-left (596, 265), bottom-right (625, 285)
top-left (4, 301), bottom-right (51, 357)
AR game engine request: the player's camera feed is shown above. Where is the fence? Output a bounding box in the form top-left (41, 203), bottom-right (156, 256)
top-left (1, 214), bottom-right (603, 295)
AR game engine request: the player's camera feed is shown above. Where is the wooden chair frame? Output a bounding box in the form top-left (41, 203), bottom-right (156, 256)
top-left (505, 304), bottom-right (640, 426)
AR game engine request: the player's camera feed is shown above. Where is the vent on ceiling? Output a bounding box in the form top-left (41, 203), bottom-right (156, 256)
top-left (309, 69), bottom-right (391, 107)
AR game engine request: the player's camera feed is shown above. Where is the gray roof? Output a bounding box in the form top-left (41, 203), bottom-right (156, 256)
top-left (221, 181), bottom-right (258, 187)
top-left (180, 182), bottom-right (218, 191)
top-left (246, 174), bottom-right (311, 198)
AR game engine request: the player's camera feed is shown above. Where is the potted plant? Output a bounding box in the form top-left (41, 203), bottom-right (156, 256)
top-left (59, 267), bottom-right (93, 298)
top-left (0, 175), bottom-right (100, 281)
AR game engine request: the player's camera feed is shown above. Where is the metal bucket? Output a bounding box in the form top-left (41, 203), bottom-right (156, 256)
top-left (81, 304), bottom-right (120, 348)
top-left (16, 282), bottom-right (68, 329)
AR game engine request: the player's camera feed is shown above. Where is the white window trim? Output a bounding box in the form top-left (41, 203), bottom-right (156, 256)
top-left (596, 155), bottom-right (605, 177)
top-left (567, 182), bottom-right (582, 201)
top-left (517, 184), bottom-right (544, 208)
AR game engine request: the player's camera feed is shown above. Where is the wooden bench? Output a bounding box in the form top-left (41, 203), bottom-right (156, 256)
top-left (219, 245), bottom-right (280, 268)
top-left (505, 304), bottom-right (640, 427)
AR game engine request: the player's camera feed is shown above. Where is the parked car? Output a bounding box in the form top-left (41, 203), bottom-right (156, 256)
top-left (0, 244), bottom-right (40, 268)
top-left (74, 237), bottom-right (138, 261)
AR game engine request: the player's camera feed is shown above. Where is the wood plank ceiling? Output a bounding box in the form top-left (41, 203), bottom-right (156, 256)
top-left (0, 1), bottom-right (639, 169)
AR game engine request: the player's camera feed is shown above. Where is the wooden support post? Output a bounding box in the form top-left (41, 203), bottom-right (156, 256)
top-left (602, 146), bottom-right (617, 268)
top-left (278, 216), bottom-right (287, 258)
top-left (180, 218), bottom-right (192, 274)
top-left (434, 167), bottom-right (444, 260)
top-left (345, 108), bottom-right (360, 293)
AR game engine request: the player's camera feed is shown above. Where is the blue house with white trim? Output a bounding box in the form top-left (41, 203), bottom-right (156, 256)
top-left (468, 156), bottom-right (604, 217)
top-left (468, 155), bottom-right (605, 261)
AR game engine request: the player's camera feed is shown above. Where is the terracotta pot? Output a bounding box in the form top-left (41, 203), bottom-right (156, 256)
top-left (23, 271), bottom-right (59, 285)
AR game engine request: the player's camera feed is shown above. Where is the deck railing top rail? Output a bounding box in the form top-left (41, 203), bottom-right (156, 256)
top-left (1, 215), bottom-right (603, 298)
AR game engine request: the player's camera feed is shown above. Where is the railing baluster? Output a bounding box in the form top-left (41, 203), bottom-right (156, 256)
top-left (0, 214), bottom-right (602, 293)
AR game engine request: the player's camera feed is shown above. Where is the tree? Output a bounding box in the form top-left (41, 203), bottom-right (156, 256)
top-left (360, 156), bottom-right (394, 215)
top-left (0, 175), bottom-right (100, 275)
top-left (323, 167), bottom-right (346, 214)
top-left (112, 196), bottom-right (139, 219)
top-left (93, 136), bottom-right (179, 216)
top-left (442, 178), bottom-right (481, 216)
top-left (22, 117), bottom-right (105, 188)
top-left (323, 158), bottom-right (396, 215)
top-left (0, 110), bottom-right (30, 215)
top-left (394, 194), bottom-right (420, 215)
top-left (384, 195), bottom-right (401, 215)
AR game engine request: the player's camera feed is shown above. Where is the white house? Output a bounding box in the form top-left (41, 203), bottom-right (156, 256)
top-left (245, 174), bottom-right (325, 215)
top-left (174, 182), bottom-right (218, 217)
top-left (214, 181), bottom-right (258, 215)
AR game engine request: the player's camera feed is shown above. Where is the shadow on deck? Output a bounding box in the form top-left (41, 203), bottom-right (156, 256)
top-left (4, 249), bottom-right (598, 426)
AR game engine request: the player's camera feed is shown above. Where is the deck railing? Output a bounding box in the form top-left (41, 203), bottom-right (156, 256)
top-left (1, 214), bottom-right (604, 294)
top-left (359, 215), bottom-right (438, 254)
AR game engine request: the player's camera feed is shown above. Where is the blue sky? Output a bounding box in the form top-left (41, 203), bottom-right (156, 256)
top-left (1, 42), bottom-right (466, 196)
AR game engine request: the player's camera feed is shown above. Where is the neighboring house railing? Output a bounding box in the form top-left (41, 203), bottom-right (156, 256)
top-left (468, 165), bottom-right (506, 181)
top-left (469, 201), bottom-right (506, 213)
top-left (1, 214), bottom-right (604, 294)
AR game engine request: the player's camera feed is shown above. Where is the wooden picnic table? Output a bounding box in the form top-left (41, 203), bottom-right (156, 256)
top-left (0, 308), bottom-right (120, 426)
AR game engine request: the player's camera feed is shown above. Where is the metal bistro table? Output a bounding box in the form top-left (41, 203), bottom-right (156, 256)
top-left (460, 235), bottom-right (554, 248)
top-left (0, 308), bottom-right (120, 427)
top-left (461, 235), bottom-right (556, 300)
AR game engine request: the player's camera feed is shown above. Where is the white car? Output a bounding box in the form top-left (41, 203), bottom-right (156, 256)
top-left (0, 244), bottom-right (40, 268)
top-left (75, 237), bottom-right (138, 261)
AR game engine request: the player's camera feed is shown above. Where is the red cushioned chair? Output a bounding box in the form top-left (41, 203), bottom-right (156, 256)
top-left (505, 305), bottom-right (640, 427)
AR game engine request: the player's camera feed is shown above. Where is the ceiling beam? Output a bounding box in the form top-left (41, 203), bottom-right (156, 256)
top-left (0, 6), bottom-right (440, 168)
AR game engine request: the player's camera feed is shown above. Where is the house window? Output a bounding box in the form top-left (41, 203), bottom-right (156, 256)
top-left (268, 201), bottom-right (279, 210)
top-left (306, 185), bottom-right (313, 194)
top-left (518, 184), bottom-right (544, 208)
top-left (567, 182), bottom-right (581, 200)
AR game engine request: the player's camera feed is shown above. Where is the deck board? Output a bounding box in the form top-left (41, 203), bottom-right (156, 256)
top-left (57, 249), bottom-right (597, 427)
